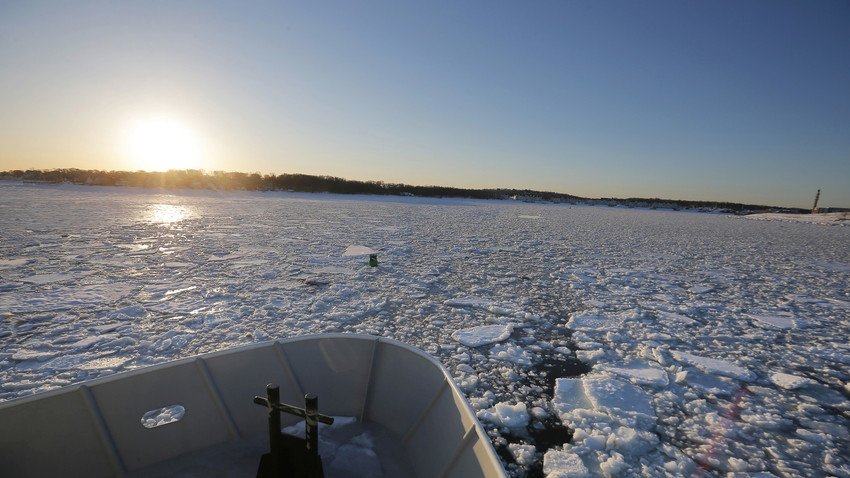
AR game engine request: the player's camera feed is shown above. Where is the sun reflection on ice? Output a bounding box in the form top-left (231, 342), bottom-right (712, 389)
top-left (147, 204), bottom-right (192, 224)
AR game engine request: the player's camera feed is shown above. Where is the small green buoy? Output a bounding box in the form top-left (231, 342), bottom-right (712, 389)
top-left (369, 254), bottom-right (378, 267)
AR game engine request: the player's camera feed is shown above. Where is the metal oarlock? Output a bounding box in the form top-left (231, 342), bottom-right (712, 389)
top-left (254, 384), bottom-right (334, 478)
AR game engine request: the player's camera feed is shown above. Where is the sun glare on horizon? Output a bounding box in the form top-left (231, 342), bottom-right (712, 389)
top-left (121, 115), bottom-right (206, 172)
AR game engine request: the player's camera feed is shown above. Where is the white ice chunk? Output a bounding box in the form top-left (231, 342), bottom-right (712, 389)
top-left (164, 285), bottom-right (198, 296)
top-left (312, 266), bottom-right (355, 275)
top-left (552, 376), bottom-right (655, 420)
top-left (477, 401), bottom-right (530, 429)
top-left (19, 273), bottom-right (75, 284)
top-left (583, 377), bottom-right (655, 418)
top-left (553, 378), bottom-right (592, 412)
top-left (656, 310), bottom-right (697, 326)
top-left (543, 449), bottom-right (589, 477)
top-left (452, 324), bottom-right (513, 347)
top-left (606, 426), bottom-right (659, 455)
top-left (576, 349), bottom-right (605, 364)
top-left (11, 349), bottom-right (57, 362)
top-left (489, 342), bottom-right (533, 366)
top-left (508, 444), bottom-right (537, 467)
top-left (770, 372), bottom-right (815, 390)
top-left (77, 355), bottom-right (131, 370)
top-left (747, 314), bottom-right (811, 330)
top-left (688, 285), bottom-right (713, 294)
top-left (115, 243), bottom-right (151, 252)
top-left (599, 451), bottom-right (627, 475)
top-left (109, 305), bottom-right (147, 320)
top-left (445, 296), bottom-right (493, 308)
top-left (679, 370), bottom-right (738, 395)
top-left (69, 333), bottom-right (119, 350)
top-left (567, 314), bottom-right (623, 331)
top-left (671, 350), bottom-right (755, 381)
top-left (342, 245), bottom-right (377, 257)
top-left (141, 404), bottom-right (185, 428)
top-left (572, 272), bottom-right (597, 284)
top-left (0, 258), bottom-right (33, 268)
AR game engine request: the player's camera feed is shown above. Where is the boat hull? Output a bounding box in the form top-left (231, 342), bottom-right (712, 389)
top-left (0, 334), bottom-right (506, 477)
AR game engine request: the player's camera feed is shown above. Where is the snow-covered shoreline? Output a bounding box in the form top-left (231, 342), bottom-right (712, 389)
top-left (1, 182), bottom-right (848, 476)
top-left (745, 211), bottom-right (850, 226)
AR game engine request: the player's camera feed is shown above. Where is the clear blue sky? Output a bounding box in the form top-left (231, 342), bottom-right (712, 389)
top-left (1, 0), bottom-right (848, 208)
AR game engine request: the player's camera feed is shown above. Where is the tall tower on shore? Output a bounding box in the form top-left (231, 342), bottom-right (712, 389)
top-left (812, 189), bottom-right (821, 214)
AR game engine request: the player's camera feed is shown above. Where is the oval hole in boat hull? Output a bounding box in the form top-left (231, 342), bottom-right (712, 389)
top-left (141, 404), bottom-right (186, 429)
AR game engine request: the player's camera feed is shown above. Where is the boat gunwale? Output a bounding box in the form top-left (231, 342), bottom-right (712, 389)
top-left (0, 334), bottom-right (448, 407)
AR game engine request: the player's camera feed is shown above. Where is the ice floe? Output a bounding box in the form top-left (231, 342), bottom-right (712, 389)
top-left (452, 324), bottom-right (513, 347)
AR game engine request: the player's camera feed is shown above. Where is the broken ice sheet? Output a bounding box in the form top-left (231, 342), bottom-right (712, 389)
top-left (2, 184), bottom-right (849, 477)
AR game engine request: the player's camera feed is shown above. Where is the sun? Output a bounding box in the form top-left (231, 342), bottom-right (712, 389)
top-left (121, 115), bottom-right (205, 171)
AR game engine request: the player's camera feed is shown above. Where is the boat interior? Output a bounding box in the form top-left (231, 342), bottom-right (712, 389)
top-left (0, 334), bottom-right (506, 477)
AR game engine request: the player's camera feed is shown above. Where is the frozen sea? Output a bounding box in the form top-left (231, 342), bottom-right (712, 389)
top-left (1, 182), bottom-right (848, 477)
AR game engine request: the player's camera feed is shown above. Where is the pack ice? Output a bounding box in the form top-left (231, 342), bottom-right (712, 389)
top-left (1, 182), bottom-right (848, 477)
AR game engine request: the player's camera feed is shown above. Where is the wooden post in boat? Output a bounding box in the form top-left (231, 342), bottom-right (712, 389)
top-left (254, 385), bottom-right (334, 478)
top-left (257, 383), bottom-right (282, 476)
top-left (305, 393), bottom-right (319, 460)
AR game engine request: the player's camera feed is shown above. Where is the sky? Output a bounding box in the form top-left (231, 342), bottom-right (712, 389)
top-left (1, 1), bottom-right (848, 208)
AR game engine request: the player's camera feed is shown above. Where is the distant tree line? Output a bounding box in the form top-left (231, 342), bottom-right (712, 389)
top-left (619, 196), bottom-right (778, 213)
top-left (0, 168), bottom-right (794, 212)
top-left (0, 168), bottom-right (578, 200)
